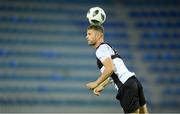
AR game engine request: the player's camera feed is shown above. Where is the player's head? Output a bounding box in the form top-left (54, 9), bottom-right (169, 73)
top-left (87, 24), bottom-right (104, 34)
top-left (86, 25), bottom-right (104, 47)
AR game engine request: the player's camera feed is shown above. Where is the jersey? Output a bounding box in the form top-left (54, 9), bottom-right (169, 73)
top-left (96, 43), bottom-right (135, 90)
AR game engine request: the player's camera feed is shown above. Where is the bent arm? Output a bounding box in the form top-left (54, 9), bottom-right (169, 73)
top-left (98, 77), bottom-right (111, 87)
top-left (95, 57), bottom-right (114, 86)
top-left (86, 57), bottom-right (114, 90)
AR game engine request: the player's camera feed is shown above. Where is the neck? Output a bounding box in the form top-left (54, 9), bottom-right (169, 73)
top-left (94, 38), bottom-right (104, 49)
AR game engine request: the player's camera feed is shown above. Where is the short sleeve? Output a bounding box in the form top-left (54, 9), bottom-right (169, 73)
top-left (96, 44), bottom-right (111, 62)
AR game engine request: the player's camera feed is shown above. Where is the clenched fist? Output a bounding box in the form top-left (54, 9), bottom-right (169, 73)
top-left (93, 86), bottom-right (104, 96)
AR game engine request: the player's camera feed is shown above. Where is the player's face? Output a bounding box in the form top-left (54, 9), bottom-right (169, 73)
top-left (86, 29), bottom-right (97, 46)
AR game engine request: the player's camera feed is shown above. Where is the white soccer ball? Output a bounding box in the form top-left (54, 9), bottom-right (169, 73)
top-left (86, 7), bottom-right (106, 25)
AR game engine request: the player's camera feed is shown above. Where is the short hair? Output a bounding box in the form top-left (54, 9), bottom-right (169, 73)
top-left (87, 24), bottom-right (104, 34)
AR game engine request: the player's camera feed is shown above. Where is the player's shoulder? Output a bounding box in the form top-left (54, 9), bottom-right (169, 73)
top-left (96, 43), bottom-right (108, 53)
top-left (96, 43), bottom-right (110, 50)
top-left (96, 43), bottom-right (112, 55)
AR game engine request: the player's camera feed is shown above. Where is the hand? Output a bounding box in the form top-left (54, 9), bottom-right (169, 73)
top-left (86, 81), bottom-right (98, 90)
top-left (93, 86), bottom-right (104, 96)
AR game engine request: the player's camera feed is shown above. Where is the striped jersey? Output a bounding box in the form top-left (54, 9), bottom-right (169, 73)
top-left (96, 43), bottom-right (135, 90)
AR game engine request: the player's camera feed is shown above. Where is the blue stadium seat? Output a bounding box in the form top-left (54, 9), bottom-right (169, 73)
top-left (104, 21), bottom-right (127, 28)
top-left (156, 76), bottom-right (180, 84)
top-left (162, 88), bottom-right (180, 95)
top-left (135, 21), bottom-right (180, 29)
top-left (143, 52), bottom-right (180, 61)
top-left (0, 49), bottom-right (7, 57)
top-left (159, 100), bottom-right (180, 108)
top-left (149, 65), bottom-right (179, 73)
top-left (143, 53), bottom-right (155, 61)
top-left (129, 10), bottom-right (180, 18)
top-left (122, 0), bottom-right (180, 6)
top-left (105, 32), bottom-right (128, 39)
top-left (141, 32), bottom-right (180, 40)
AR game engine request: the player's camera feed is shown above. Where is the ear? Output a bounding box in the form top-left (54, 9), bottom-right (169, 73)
top-left (100, 33), bottom-right (103, 38)
top-left (96, 32), bottom-right (103, 39)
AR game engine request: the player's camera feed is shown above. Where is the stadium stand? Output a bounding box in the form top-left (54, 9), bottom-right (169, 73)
top-left (0, 0), bottom-right (179, 113)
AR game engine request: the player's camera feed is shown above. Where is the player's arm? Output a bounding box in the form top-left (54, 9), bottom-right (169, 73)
top-left (86, 45), bottom-right (114, 90)
top-left (96, 57), bottom-right (113, 86)
top-left (95, 77), bottom-right (111, 91)
top-left (99, 77), bottom-right (111, 87)
top-left (86, 57), bottom-right (114, 90)
top-left (93, 78), bottom-right (111, 96)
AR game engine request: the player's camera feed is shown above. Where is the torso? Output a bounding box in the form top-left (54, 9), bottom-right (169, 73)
top-left (96, 43), bottom-right (135, 90)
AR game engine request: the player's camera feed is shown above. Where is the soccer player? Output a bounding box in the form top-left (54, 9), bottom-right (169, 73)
top-left (85, 25), bottom-right (148, 114)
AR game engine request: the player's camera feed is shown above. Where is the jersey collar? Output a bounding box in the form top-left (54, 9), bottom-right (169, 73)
top-left (96, 42), bottom-right (106, 49)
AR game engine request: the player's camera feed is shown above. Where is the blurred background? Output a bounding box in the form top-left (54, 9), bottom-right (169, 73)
top-left (0, 0), bottom-right (179, 113)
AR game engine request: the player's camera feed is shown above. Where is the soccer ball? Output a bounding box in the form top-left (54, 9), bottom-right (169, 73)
top-left (86, 7), bottom-right (106, 25)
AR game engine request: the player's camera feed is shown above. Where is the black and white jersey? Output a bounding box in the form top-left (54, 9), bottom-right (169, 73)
top-left (96, 43), bottom-right (135, 90)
